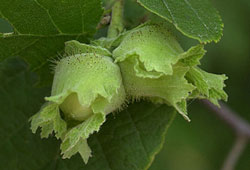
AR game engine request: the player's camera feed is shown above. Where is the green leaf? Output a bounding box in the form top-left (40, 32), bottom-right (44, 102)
top-left (0, 57), bottom-right (60, 170)
top-left (83, 102), bottom-right (176, 170)
top-left (186, 67), bottom-right (228, 106)
top-left (0, 0), bottom-right (104, 85)
top-left (137, 0), bottom-right (223, 43)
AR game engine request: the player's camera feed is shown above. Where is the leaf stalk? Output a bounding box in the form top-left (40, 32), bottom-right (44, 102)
top-left (107, 0), bottom-right (124, 38)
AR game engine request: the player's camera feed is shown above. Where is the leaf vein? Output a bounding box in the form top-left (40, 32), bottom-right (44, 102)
top-left (161, 0), bottom-right (176, 24)
top-left (79, 3), bottom-right (84, 33)
top-left (183, 0), bottom-right (210, 35)
top-left (1, 33), bottom-right (87, 38)
top-left (0, 122), bottom-right (26, 149)
top-left (33, 0), bottom-right (63, 34)
top-left (95, 135), bottom-right (112, 170)
top-left (11, 39), bottom-right (40, 57)
top-left (126, 110), bottom-right (150, 160)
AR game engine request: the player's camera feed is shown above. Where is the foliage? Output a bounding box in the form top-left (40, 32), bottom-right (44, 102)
top-left (137, 0), bottom-right (223, 43)
top-left (0, 0), bottom-right (229, 169)
top-left (0, 0), bottom-right (103, 85)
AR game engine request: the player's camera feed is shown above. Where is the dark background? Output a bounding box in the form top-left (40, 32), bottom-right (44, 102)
top-left (1, 0), bottom-right (249, 169)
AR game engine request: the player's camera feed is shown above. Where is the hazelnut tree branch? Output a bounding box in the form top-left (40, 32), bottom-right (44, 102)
top-left (201, 99), bottom-right (250, 170)
top-left (221, 135), bottom-right (248, 170)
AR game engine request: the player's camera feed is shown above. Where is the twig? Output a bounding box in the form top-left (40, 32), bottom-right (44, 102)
top-left (201, 100), bottom-right (250, 138)
top-left (201, 99), bottom-right (250, 170)
top-left (221, 135), bottom-right (248, 170)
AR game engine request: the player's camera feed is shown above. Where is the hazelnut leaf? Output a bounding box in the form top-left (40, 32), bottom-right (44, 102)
top-left (137, 0), bottom-right (224, 43)
top-left (0, 0), bottom-right (104, 85)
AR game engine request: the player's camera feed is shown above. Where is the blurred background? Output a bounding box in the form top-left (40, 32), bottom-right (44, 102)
top-left (1, 0), bottom-right (249, 169)
top-left (148, 0), bottom-right (250, 169)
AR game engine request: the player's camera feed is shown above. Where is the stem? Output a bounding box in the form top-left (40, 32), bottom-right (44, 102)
top-left (201, 99), bottom-right (250, 170)
top-left (221, 135), bottom-right (248, 170)
top-left (107, 0), bottom-right (124, 38)
top-left (201, 100), bottom-right (250, 138)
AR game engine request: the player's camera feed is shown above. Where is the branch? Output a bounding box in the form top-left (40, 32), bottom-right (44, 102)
top-left (201, 100), bottom-right (250, 138)
top-left (221, 135), bottom-right (248, 170)
top-left (201, 99), bottom-right (250, 170)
